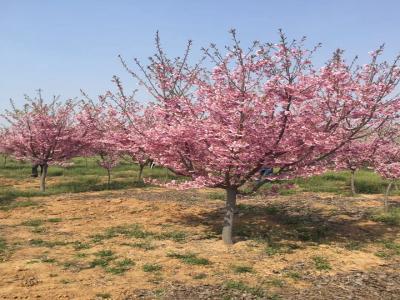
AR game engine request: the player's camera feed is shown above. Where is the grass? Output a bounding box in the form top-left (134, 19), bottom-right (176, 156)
top-left (96, 293), bottom-right (111, 299)
top-left (193, 273), bottom-right (207, 279)
top-left (167, 252), bottom-right (211, 265)
top-left (224, 280), bottom-right (265, 298)
top-left (370, 208), bottom-right (400, 226)
top-left (0, 238), bottom-right (7, 261)
top-left (285, 271), bottom-right (301, 280)
top-left (48, 218), bottom-right (62, 223)
top-left (106, 258), bottom-right (135, 275)
top-left (312, 256), bottom-right (332, 271)
top-left (232, 265), bottom-right (254, 273)
top-left (375, 240), bottom-right (400, 259)
top-left (21, 219), bottom-right (44, 227)
top-left (123, 241), bottom-right (156, 251)
top-left (29, 239), bottom-right (68, 248)
top-left (73, 241), bottom-right (91, 250)
top-left (142, 263), bottom-right (162, 272)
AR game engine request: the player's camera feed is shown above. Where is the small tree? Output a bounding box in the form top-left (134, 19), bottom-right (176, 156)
top-left (374, 129), bottom-right (400, 211)
top-left (2, 91), bottom-right (86, 191)
top-left (80, 98), bottom-right (122, 188)
top-left (333, 138), bottom-right (381, 195)
top-left (103, 77), bottom-right (153, 182)
top-left (119, 31), bottom-right (400, 244)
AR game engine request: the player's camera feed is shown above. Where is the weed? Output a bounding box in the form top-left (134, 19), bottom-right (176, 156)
top-left (312, 256), bottom-right (331, 271)
top-left (96, 293), bottom-right (111, 299)
top-left (21, 219), bottom-right (44, 227)
top-left (156, 231), bottom-right (187, 242)
top-left (106, 258), bottom-right (135, 275)
top-left (286, 271), bottom-right (301, 280)
top-left (142, 263), bottom-right (162, 272)
top-left (167, 252), bottom-right (210, 265)
top-left (371, 208), bottom-right (400, 226)
top-left (75, 253), bottom-right (88, 258)
top-left (29, 239), bottom-right (68, 248)
top-left (41, 257), bottom-right (56, 263)
top-left (224, 280), bottom-right (265, 298)
top-left (48, 218), bottom-right (62, 223)
top-left (95, 250), bottom-right (114, 257)
top-left (73, 241), bottom-right (91, 250)
top-left (125, 241), bottom-right (156, 251)
top-left (193, 273), bottom-right (207, 279)
top-left (232, 265), bottom-right (254, 273)
top-left (31, 227), bottom-right (46, 234)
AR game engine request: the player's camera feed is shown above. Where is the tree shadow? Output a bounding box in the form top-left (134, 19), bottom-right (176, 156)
top-left (175, 196), bottom-right (400, 247)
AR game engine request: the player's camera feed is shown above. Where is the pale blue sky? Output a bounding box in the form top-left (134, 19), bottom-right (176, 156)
top-left (0, 0), bottom-right (399, 112)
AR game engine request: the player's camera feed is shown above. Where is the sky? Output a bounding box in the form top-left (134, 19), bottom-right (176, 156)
top-left (0, 0), bottom-right (399, 113)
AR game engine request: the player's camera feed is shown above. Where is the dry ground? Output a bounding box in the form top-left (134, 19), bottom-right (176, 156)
top-left (0, 184), bottom-right (400, 299)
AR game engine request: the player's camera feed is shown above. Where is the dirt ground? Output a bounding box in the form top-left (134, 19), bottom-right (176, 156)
top-left (0, 186), bottom-right (399, 299)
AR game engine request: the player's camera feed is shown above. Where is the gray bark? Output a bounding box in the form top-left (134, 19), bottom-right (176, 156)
top-left (138, 164), bottom-right (145, 181)
top-left (107, 169), bottom-right (111, 188)
top-left (350, 169), bottom-right (356, 196)
top-left (222, 187), bottom-right (237, 245)
top-left (40, 164), bottom-right (48, 192)
top-left (384, 181), bottom-right (393, 212)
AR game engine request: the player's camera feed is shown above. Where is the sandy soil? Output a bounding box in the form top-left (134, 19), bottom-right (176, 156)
top-left (0, 187), bottom-right (399, 299)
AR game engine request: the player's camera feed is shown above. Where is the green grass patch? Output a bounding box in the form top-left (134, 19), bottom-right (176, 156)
top-left (232, 265), bottom-right (254, 274)
top-left (142, 263), bottom-right (162, 272)
top-left (224, 280), bottom-right (265, 298)
top-left (96, 293), bottom-right (111, 299)
top-left (21, 219), bottom-right (44, 227)
top-left (371, 208), bottom-right (400, 226)
top-left (48, 218), bottom-right (62, 223)
top-left (312, 256), bottom-right (331, 271)
top-left (29, 239), bottom-right (68, 248)
top-left (73, 241), bottom-right (91, 250)
top-left (167, 252), bottom-right (211, 265)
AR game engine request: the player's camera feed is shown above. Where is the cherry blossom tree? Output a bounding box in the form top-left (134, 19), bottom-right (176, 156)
top-left (333, 137), bottom-right (382, 195)
top-left (1, 91), bottom-right (87, 191)
top-left (118, 31), bottom-right (400, 244)
top-left (373, 125), bottom-right (400, 210)
top-left (79, 98), bottom-right (122, 187)
top-left (102, 77), bottom-right (153, 181)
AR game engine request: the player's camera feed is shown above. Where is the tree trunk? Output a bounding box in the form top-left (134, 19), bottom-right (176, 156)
top-left (222, 187), bottom-right (237, 245)
top-left (3, 155), bottom-right (7, 168)
top-left (107, 169), bottom-right (111, 188)
top-left (384, 181), bottom-right (393, 212)
top-left (138, 164), bottom-right (145, 181)
top-left (350, 169), bottom-right (356, 196)
top-left (40, 164), bottom-right (48, 192)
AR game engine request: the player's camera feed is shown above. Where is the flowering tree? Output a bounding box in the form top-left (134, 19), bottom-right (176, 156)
top-left (373, 125), bottom-right (400, 210)
top-left (79, 98), bottom-right (122, 187)
top-left (103, 77), bottom-right (153, 181)
top-left (333, 138), bottom-right (382, 195)
top-left (1, 91), bottom-right (87, 191)
top-left (119, 31), bottom-right (400, 244)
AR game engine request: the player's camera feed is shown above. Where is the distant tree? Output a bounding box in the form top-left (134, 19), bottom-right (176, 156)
top-left (333, 138), bottom-right (382, 195)
top-left (103, 77), bottom-right (153, 182)
top-left (80, 98), bottom-right (122, 188)
top-left (374, 125), bottom-right (400, 210)
top-left (118, 31), bottom-right (400, 244)
top-left (2, 91), bottom-right (87, 191)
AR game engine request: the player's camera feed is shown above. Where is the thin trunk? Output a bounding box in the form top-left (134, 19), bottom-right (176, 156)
top-left (40, 164), bottom-right (48, 192)
top-left (85, 158), bottom-right (88, 168)
top-left (384, 181), bottom-right (393, 212)
top-left (138, 164), bottom-right (145, 181)
top-left (107, 169), bottom-right (111, 188)
top-left (222, 187), bottom-right (237, 245)
top-left (3, 155), bottom-right (7, 168)
top-left (350, 169), bottom-right (356, 196)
